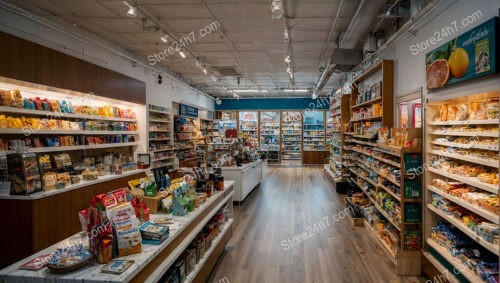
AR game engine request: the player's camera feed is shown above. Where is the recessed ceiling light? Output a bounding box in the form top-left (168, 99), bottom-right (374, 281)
top-left (178, 51), bottom-right (186, 58)
top-left (123, 1), bottom-right (137, 17)
top-left (233, 89), bottom-right (258, 93)
top-left (160, 33), bottom-right (168, 43)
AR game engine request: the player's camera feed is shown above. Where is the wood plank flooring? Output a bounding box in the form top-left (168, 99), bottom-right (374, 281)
top-left (208, 166), bottom-right (427, 283)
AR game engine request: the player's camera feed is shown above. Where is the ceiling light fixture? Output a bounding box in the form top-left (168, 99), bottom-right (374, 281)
top-left (210, 73), bottom-right (218, 81)
top-left (160, 32), bottom-right (168, 43)
top-left (233, 89), bottom-right (258, 93)
top-left (195, 58), bottom-right (202, 67)
top-left (284, 55), bottom-right (291, 63)
top-left (178, 51), bottom-right (186, 58)
top-left (283, 30), bottom-right (289, 43)
top-left (123, 1), bottom-right (137, 17)
top-left (271, 0), bottom-right (284, 19)
top-left (286, 67), bottom-right (292, 74)
top-left (260, 90), bottom-right (268, 93)
top-left (202, 68), bottom-right (208, 74)
top-left (284, 89), bottom-right (309, 92)
top-left (311, 93), bottom-right (318, 99)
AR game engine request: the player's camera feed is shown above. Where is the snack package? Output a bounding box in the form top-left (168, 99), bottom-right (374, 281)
top-left (112, 213), bottom-right (142, 257)
top-left (12, 90), bottom-right (23, 108)
top-left (456, 104), bottom-right (469, 121)
top-left (447, 105), bottom-right (458, 121)
top-left (0, 90), bottom-right (13, 106)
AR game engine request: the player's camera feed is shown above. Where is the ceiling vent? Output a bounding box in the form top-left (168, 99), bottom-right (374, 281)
top-left (213, 67), bottom-right (242, 77)
top-left (330, 48), bottom-right (362, 72)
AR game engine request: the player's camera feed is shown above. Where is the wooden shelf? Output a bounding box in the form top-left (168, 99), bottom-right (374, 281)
top-left (351, 97), bottom-right (382, 109)
top-left (0, 129), bottom-right (138, 135)
top-left (428, 119), bottom-right (498, 125)
top-left (372, 201), bottom-right (401, 231)
top-left (28, 142), bottom-right (138, 153)
top-left (427, 204), bottom-right (499, 255)
top-left (427, 185), bottom-right (499, 224)
top-left (429, 150), bottom-right (499, 168)
top-left (422, 251), bottom-right (460, 283)
top-left (428, 167), bottom-right (498, 194)
top-left (432, 140), bottom-right (498, 151)
top-left (427, 239), bottom-right (484, 283)
top-left (351, 115), bottom-right (383, 122)
top-left (0, 106), bottom-right (137, 122)
top-left (430, 131), bottom-right (498, 137)
top-left (364, 221), bottom-right (397, 264)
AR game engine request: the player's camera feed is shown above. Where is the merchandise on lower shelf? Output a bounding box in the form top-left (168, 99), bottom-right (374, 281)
top-left (281, 111), bottom-right (302, 160)
top-left (238, 111), bottom-right (259, 149)
top-left (260, 111), bottom-right (280, 163)
top-left (303, 111), bottom-right (325, 151)
top-left (148, 105), bottom-right (174, 169)
top-left (424, 91), bottom-right (499, 282)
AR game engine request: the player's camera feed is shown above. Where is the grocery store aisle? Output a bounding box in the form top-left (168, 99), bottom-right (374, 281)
top-left (208, 166), bottom-right (426, 283)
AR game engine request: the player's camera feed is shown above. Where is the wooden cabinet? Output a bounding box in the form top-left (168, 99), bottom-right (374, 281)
top-left (35, 45), bottom-right (63, 88)
top-left (0, 171), bottom-right (146, 265)
top-left (0, 31), bottom-right (146, 105)
top-left (0, 32), bottom-right (36, 83)
top-left (302, 151), bottom-right (328, 165)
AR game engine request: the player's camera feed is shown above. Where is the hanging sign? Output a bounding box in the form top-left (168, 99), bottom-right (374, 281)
top-left (425, 17), bottom-right (498, 89)
top-left (180, 104), bottom-right (198, 118)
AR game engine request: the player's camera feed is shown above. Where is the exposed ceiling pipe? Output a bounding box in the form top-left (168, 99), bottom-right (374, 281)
top-left (372, 0), bottom-right (403, 33)
top-left (334, 0), bottom-right (451, 90)
top-left (317, 0), bottom-right (345, 70)
top-left (0, 0), bottom-right (216, 100)
top-left (340, 0), bottom-right (366, 47)
top-left (313, 0), bottom-right (365, 96)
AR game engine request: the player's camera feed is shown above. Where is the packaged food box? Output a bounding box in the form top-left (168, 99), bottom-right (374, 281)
top-left (139, 221), bottom-right (169, 244)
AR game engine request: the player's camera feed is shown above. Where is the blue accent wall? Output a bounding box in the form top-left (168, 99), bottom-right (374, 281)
top-left (215, 98), bottom-right (329, 110)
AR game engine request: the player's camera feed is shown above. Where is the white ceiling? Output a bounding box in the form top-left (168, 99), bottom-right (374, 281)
top-left (8, 0), bottom-right (404, 98)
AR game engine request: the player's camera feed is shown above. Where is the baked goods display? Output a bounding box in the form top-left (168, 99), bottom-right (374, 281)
top-left (431, 159), bottom-right (499, 185)
top-left (433, 125), bottom-right (499, 134)
top-left (431, 145), bottom-right (499, 163)
top-left (433, 98), bottom-right (499, 122)
top-left (431, 179), bottom-right (499, 215)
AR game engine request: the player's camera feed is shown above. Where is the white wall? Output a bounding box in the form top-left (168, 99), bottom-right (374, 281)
top-left (0, 6), bottom-right (214, 112)
top-left (381, 0), bottom-right (500, 97)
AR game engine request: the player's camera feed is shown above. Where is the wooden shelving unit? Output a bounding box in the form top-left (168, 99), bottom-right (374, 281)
top-left (281, 111), bottom-right (302, 161)
top-left (260, 111), bottom-right (281, 164)
top-left (238, 111), bottom-right (259, 149)
top-left (327, 93), bottom-right (351, 186)
top-left (148, 104), bottom-right (174, 170)
top-left (174, 115), bottom-right (199, 167)
top-left (423, 91), bottom-right (499, 282)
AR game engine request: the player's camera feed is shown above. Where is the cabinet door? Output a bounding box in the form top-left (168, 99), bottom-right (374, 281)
top-left (0, 32), bottom-right (36, 83)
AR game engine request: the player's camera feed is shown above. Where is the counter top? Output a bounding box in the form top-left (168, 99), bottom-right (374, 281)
top-left (0, 181), bottom-right (235, 283)
top-left (218, 159), bottom-right (262, 171)
top-left (0, 169), bottom-right (147, 201)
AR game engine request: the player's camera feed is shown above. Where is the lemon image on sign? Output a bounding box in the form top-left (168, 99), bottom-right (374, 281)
top-left (448, 47), bottom-right (469, 78)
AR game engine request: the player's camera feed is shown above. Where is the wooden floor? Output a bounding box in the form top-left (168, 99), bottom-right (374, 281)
top-left (208, 166), bottom-right (427, 283)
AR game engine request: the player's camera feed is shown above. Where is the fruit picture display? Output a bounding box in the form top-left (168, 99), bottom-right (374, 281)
top-left (425, 17), bottom-right (498, 89)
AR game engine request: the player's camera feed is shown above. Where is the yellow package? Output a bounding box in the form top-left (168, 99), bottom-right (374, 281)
top-left (0, 115), bottom-right (7, 128)
top-left (13, 118), bottom-right (22, 129)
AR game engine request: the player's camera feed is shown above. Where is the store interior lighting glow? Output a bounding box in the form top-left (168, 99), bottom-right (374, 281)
top-left (202, 68), bottom-right (208, 74)
top-left (123, 1), bottom-right (137, 17)
top-left (286, 67), bottom-right (292, 74)
top-left (233, 89), bottom-right (258, 93)
top-left (284, 55), bottom-right (291, 63)
top-left (311, 93), bottom-right (318, 99)
top-left (178, 51), bottom-right (186, 58)
top-left (283, 89), bottom-right (309, 92)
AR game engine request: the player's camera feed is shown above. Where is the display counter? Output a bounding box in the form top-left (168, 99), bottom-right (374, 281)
top-left (220, 160), bottom-right (262, 202)
top-left (0, 170), bottom-right (147, 265)
top-left (0, 181), bottom-right (234, 283)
